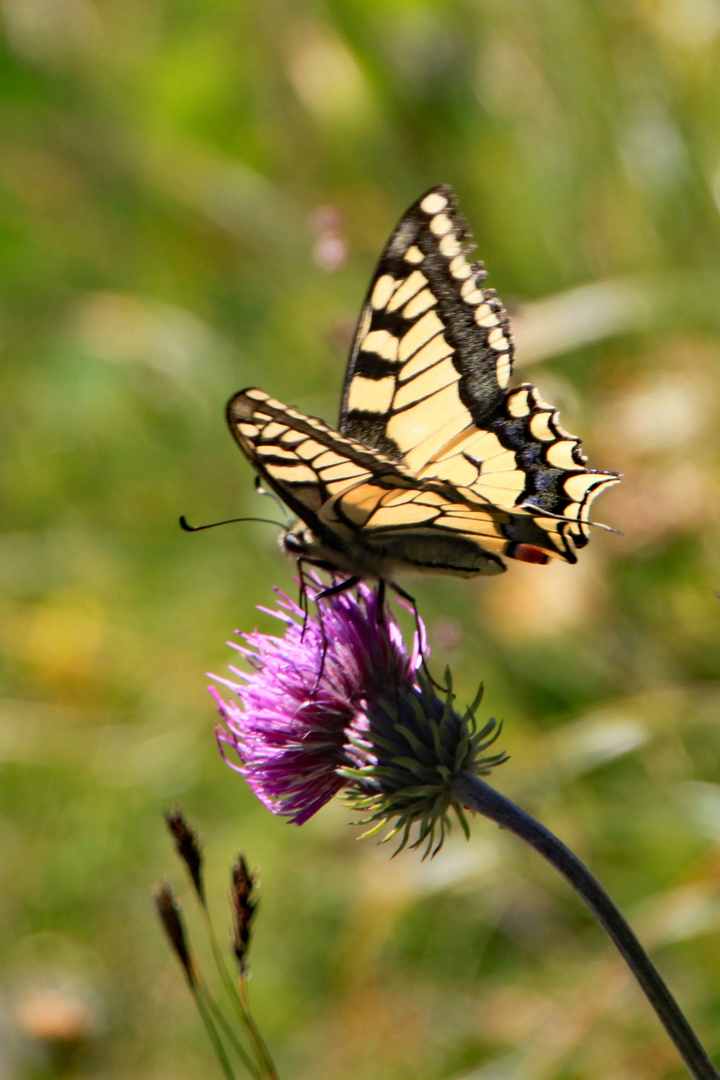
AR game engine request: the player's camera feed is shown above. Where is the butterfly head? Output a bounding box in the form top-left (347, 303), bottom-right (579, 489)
top-left (281, 521), bottom-right (367, 578)
top-left (281, 522), bottom-right (340, 568)
top-left (281, 523), bottom-right (313, 558)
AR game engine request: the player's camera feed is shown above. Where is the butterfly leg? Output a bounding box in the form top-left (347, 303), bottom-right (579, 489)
top-left (313, 575), bottom-right (362, 603)
top-left (295, 559), bottom-right (313, 641)
top-left (315, 575), bottom-right (389, 628)
top-left (388, 581), bottom-right (449, 694)
top-left (311, 624), bottom-right (329, 697)
top-left (295, 558), bottom-right (348, 639)
top-left (376, 579), bottom-right (386, 625)
top-left (307, 575), bottom-right (361, 694)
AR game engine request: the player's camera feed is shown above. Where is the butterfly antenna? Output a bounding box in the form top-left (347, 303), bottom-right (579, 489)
top-left (255, 476), bottom-right (292, 528)
top-left (179, 515), bottom-right (285, 532)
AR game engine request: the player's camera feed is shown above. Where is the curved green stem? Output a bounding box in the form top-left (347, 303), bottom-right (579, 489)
top-left (451, 772), bottom-right (719, 1080)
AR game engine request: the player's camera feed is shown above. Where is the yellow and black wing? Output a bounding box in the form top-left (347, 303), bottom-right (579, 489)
top-left (339, 185), bottom-right (619, 556)
top-left (226, 187), bottom-right (618, 575)
top-left (226, 387), bottom-right (411, 541)
top-left (227, 389), bottom-right (581, 576)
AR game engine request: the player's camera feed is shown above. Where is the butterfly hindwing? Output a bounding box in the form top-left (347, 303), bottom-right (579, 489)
top-left (326, 481), bottom-right (568, 575)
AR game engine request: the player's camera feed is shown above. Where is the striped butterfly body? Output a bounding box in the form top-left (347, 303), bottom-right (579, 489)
top-left (228, 186), bottom-right (619, 586)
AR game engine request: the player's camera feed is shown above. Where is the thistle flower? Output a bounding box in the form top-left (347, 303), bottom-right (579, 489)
top-left (210, 582), bottom-right (507, 854)
top-left (208, 590), bottom-right (720, 1078)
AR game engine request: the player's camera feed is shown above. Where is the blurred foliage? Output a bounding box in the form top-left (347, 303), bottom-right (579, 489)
top-left (2, 1), bottom-right (720, 1078)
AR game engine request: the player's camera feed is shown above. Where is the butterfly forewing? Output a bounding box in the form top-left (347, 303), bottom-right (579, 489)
top-left (227, 387), bottom-right (412, 530)
top-left (339, 185), bottom-right (619, 551)
top-left (340, 186), bottom-right (513, 463)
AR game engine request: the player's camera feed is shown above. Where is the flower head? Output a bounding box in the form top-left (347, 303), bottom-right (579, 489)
top-left (211, 581), bottom-right (506, 854)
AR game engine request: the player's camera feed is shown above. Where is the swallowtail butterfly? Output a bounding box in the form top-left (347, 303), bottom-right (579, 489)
top-left (227, 186), bottom-right (618, 586)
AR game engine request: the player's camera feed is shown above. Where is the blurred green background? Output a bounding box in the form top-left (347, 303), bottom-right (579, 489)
top-left (2, 1), bottom-right (720, 1077)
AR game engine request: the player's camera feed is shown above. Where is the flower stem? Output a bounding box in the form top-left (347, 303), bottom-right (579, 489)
top-left (195, 963), bottom-right (260, 1079)
top-left (188, 977), bottom-right (239, 1080)
top-left (200, 906), bottom-right (274, 1079)
top-left (238, 975), bottom-right (280, 1080)
top-left (451, 772), bottom-right (719, 1080)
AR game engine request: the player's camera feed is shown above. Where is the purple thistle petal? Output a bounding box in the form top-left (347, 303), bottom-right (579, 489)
top-left (210, 578), bottom-right (506, 852)
top-left (210, 582), bottom-right (420, 825)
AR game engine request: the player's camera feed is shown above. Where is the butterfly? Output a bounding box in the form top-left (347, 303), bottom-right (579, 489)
top-left (227, 186), bottom-right (619, 593)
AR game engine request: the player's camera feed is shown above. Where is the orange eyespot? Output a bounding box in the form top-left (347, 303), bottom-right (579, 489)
top-left (509, 543), bottom-right (549, 565)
